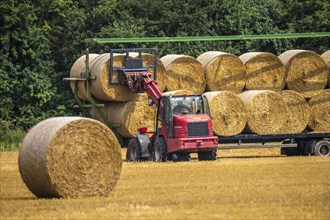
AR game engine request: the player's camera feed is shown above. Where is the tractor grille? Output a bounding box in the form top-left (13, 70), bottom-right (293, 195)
top-left (187, 122), bottom-right (209, 137)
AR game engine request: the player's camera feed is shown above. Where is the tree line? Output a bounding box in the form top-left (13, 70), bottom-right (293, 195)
top-left (0, 0), bottom-right (329, 131)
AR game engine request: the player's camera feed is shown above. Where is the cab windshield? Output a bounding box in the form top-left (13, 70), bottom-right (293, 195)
top-left (170, 95), bottom-right (204, 115)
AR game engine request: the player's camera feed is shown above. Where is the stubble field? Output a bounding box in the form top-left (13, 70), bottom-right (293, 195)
top-left (1, 148), bottom-right (329, 219)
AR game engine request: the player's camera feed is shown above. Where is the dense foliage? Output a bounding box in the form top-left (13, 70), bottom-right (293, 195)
top-left (0, 0), bottom-right (329, 132)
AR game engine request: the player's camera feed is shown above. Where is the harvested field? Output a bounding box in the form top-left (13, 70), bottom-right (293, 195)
top-left (1, 150), bottom-right (329, 219)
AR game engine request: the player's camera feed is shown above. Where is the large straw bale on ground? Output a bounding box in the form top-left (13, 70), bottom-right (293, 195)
top-left (161, 55), bottom-right (206, 93)
top-left (239, 52), bottom-right (285, 91)
top-left (130, 52), bottom-right (167, 92)
top-left (279, 50), bottom-right (328, 97)
top-left (18, 117), bottom-right (122, 198)
top-left (240, 90), bottom-right (288, 134)
top-left (308, 89), bottom-right (330, 132)
top-left (279, 90), bottom-right (311, 134)
top-left (90, 53), bottom-right (136, 101)
top-left (107, 94), bottom-right (156, 137)
top-left (320, 50), bottom-right (330, 87)
top-left (204, 91), bottom-right (246, 136)
top-left (197, 51), bottom-right (246, 92)
top-left (70, 54), bottom-right (99, 100)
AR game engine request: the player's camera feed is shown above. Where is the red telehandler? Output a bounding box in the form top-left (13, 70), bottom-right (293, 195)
top-left (108, 48), bottom-right (218, 162)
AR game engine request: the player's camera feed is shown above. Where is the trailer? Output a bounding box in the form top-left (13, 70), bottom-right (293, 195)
top-left (217, 132), bottom-right (330, 156)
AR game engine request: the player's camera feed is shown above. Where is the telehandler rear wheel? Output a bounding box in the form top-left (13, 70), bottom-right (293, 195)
top-left (126, 138), bottom-right (142, 162)
top-left (198, 150), bottom-right (217, 161)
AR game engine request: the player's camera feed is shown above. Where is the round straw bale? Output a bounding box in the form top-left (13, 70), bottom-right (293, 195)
top-left (278, 50), bottom-right (328, 97)
top-left (70, 54), bottom-right (100, 100)
top-left (240, 90), bottom-right (288, 134)
top-left (107, 94), bottom-right (156, 137)
top-left (197, 51), bottom-right (246, 92)
top-left (320, 50), bottom-right (330, 87)
top-left (18, 117), bottom-right (122, 198)
top-left (239, 52), bottom-right (285, 91)
top-left (160, 55), bottom-right (206, 93)
top-left (308, 89), bottom-right (330, 132)
top-left (130, 52), bottom-right (167, 92)
top-left (90, 53), bottom-right (136, 101)
top-left (162, 90), bottom-right (194, 96)
top-left (204, 91), bottom-right (246, 136)
top-left (279, 90), bottom-right (311, 134)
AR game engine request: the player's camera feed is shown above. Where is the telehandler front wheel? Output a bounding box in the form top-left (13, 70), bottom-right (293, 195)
top-left (153, 137), bottom-right (167, 162)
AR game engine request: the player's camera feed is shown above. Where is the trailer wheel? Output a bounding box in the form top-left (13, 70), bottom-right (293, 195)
top-left (314, 141), bottom-right (330, 156)
top-left (170, 153), bottom-right (190, 162)
top-left (153, 137), bottom-right (167, 162)
top-left (198, 150), bottom-right (217, 161)
top-left (126, 138), bottom-right (142, 162)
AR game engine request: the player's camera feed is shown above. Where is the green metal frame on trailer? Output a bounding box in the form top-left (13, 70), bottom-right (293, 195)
top-left (64, 32), bottom-right (330, 145)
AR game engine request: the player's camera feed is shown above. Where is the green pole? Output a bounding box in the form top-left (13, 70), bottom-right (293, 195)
top-left (88, 32), bottom-right (330, 44)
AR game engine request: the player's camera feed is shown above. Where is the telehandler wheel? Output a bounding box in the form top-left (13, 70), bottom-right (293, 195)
top-left (153, 137), bottom-right (167, 162)
top-left (170, 153), bottom-right (190, 162)
top-left (198, 150), bottom-right (217, 161)
top-left (126, 138), bottom-right (142, 162)
top-left (313, 140), bottom-right (330, 156)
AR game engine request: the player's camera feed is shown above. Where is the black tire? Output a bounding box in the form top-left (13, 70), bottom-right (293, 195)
top-left (170, 153), bottom-right (190, 162)
top-left (126, 138), bottom-right (142, 162)
top-left (314, 140), bottom-right (330, 156)
top-left (153, 137), bottom-right (167, 162)
top-left (198, 150), bottom-right (217, 161)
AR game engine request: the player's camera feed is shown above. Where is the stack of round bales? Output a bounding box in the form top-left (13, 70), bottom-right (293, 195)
top-left (308, 89), bottom-right (330, 132)
top-left (278, 50), bottom-right (328, 98)
top-left (320, 50), bottom-right (330, 87)
top-left (19, 117), bottom-right (122, 198)
top-left (239, 52), bottom-right (286, 91)
top-left (204, 91), bottom-right (246, 136)
top-left (240, 90), bottom-right (288, 134)
top-left (197, 51), bottom-right (246, 93)
top-left (161, 55), bottom-right (206, 93)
